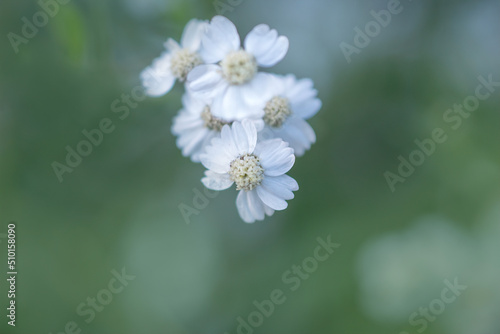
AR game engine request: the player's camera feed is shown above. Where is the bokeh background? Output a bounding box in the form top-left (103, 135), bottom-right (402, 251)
top-left (1, 0), bottom-right (499, 333)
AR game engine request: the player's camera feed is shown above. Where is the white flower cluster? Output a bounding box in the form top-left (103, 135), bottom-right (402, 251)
top-left (141, 16), bottom-right (321, 223)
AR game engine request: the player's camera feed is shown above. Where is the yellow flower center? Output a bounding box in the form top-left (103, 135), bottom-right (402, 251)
top-left (229, 154), bottom-right (264, 191)
top-left (264, 96), bottom-right (291, 128)
top-left (201, 106), bottom-right (231, 131)
top-left (221, 50), bottom-right (257, 85)
top-left (170, 49), bottom-right (203, 81)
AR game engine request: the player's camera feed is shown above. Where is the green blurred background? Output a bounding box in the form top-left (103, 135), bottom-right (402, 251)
top-left (1, 0), bottom-right (499, 333)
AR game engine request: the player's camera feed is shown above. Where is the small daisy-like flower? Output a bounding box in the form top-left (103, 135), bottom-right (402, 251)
top-left (187, 16), bottom-right (289, 120)
top-left (258, 74), bottom-right (322, 156)
top-left (172, 93), bottom-right (264, 162)
top-left (140, 19), bottom-right (208, 97)
top-left (200, 120), bottom-right (298, 223)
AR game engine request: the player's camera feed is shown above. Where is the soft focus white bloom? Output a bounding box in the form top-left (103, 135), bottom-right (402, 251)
top-left (200, 120), bottom-right (298, 223)
top-left (357, 217), bottom-right (474, 323)
top-left (357, 210), bottom-right (500, 334)
top-left (141, 19), bottom-right (208, 97)
top-left (172, 93), bottom-right (264, 162)
top-left (258, 74), bottom-right (322, 156)
top-left (187, 16), bottom-right (289, 120)
top-left (449, 202), bottom-right (500, 334)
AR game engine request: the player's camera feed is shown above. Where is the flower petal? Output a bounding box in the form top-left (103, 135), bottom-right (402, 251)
top-left (252, 119), bottom-right (265, 132)
top-left (192, 131), bottom-right (218, 162)
top-left (241, 120), bottom-right (258, 153)
top-left (200, 138), bottom-right (232, 174)
top-left (201, 16), bottom-right (240, 63)
top-left (164, 38), bottom-right (181, 52)
top-left (244, 24), bottom-right (289, 67)
top-left (289, 117), bottom-right (316, 145)
top-left (172, 99), bottom-right (220, 163)
top-left (179, 127), bottom-right (210, 157)
top-left (261, 175), bottom-right (298, 200)
top-left (263, 204), bottom-right (275, 216)
top-left (172, 109), bottom-right (204, 134)
top-left (181, 19), bottom-right (208, 51)
top-left (256, 186), bottom-right (288, 211)
top-left (236, 185), bottom-right (274, 219)
top-left (264, 155), bottom-right (294, 176)
top-left (255, 36), bottom-right (288, 67)
top-left (276, 117), bottom-right (316, 157)
top-left (292, 98), bottom-right (322, 120)
top-left (236, 190), bottom-right (255, 223)
top-left (199, 157), bottom-right (229, 174)
top-left (202, 170), bottom-right (233, 191)
top-left (254, 139), bottom-right (295, 176)
top-left (245, 25), bottom-right (276, 56)
top-left (204, 136), bottom-right (235, 167)
top-left (220, 124), bottom-right (239, 157)
top-left (285, 77), bottom-right (316, 103)
top-left (187, 64), bottom-right (226, 100)
top-left (180, 92), bottom-right (207, 115)
top-left (246, 189), bottom-right (265, 221)
top-left (140, 55), bottom-right (176, 97)
top-left (230, 120), bottom-right (257, 154)
top-left (210, 84), bottom-right (264, 120)
top-left (240, 72), bottom-right (278, 107)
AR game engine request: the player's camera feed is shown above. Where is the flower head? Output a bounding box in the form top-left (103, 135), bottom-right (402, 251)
top-left (187, 16), bottom-right (289, 120)
top-left (141, 19), bottom-right (208, 97)
top-left (200, 120), bottom-right (298, 223)
top-left (172, 93), bottom-right (263, 162)
top-left (258, 74), bottom-right (322, 156)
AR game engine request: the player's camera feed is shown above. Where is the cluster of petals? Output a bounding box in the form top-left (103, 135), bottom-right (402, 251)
top-left (141, 16), bottom-right (321, 222)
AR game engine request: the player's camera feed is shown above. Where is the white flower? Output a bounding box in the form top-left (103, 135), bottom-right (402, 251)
top-left (200, 120), bottom-right (298, 223)
top-left (140, 19), bottom-right (208, 97)
top-left (172, 93), bottom-right (264, 162)
top-left (187, 16), bottom-right (289, 120)
top-left (258, 74), bottom-right (322, 156)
